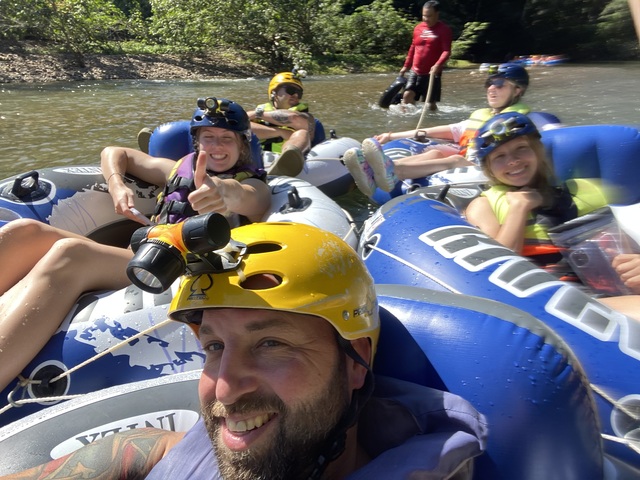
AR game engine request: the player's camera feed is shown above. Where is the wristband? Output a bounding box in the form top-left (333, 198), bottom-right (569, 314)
top-left (108, 172), bottom-right (125, 183)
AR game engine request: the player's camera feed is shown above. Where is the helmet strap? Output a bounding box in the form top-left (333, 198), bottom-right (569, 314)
top-left (306, 337), bottom-right (374, 480)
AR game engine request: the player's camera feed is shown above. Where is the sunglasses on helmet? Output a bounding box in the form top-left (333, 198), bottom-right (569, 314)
top-left (283, 85), bottom-right (303, 98)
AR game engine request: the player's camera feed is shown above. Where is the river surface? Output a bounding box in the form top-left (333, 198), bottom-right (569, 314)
top-left (1, 63), bottom-right (639, 220)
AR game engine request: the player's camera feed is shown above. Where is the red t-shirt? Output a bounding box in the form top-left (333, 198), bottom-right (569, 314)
top-left (403, 21), bottom-right (452, 75)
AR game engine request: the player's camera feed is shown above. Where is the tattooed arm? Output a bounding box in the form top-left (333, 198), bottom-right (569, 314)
top-left (0, 428), bottom-right (184, 480)
top-left (249, 109), bottom-right (315, 135)
top-left (249, 121), bottom-right (294, 141)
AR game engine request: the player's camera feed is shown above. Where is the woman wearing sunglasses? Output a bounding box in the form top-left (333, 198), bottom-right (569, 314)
top-left (345, 63), bottom-right (532, 197)
top-left (248, 71), bottom-right (315, 177)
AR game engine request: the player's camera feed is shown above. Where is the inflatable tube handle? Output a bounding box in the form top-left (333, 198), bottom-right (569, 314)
top-left (11, 170), bottom-right (39, 198)
top-left (436, 184), bottom-right (450, 203)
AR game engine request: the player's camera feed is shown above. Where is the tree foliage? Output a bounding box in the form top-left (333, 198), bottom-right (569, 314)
top-left (1, 0), bottom-right (638, 67)
top-left (451, 22), bottom-right (491, 61)
top-left (147, 0), bottom-right (211, 51)
top-left (596, 0), bottom-right (639, 58)
top-left (325, 0), bottom-right (414, 56)
top-left (201, 0), bottom-right (322, 69)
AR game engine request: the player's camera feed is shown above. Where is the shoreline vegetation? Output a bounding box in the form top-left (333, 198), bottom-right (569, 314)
top-left (2, 1), bottom-right (636, 86)
top-left (0, 44), bottom-right (476, 85)
top-left (0, 50), bottom-right (273, 84)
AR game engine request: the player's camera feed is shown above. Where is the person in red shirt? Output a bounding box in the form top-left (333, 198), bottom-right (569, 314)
top-left (400, 0), bottom-right (452, 110)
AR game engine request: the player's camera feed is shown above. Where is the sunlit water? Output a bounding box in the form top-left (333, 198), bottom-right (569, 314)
top-left (1, 63), bottom-right (639, 222)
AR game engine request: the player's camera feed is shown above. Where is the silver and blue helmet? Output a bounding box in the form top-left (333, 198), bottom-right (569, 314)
top-left (473, 112), bottom-right (540, 163)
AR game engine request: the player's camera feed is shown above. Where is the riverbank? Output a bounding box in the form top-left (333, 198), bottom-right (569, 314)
top-left (0, 43), bottom-right (474, 84)
top-left (0, 50), bottom-right (269, 84)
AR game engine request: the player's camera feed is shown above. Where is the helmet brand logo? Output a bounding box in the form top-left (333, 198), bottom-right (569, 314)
top-left (188, 274), bottom-right (214, 300)
top-left (353, 300), bottom-right (375, 319)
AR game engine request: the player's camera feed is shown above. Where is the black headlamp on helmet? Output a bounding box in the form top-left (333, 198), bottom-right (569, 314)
top-left (126, 212), bottom-right (235, 294)
top-left (190, 97), bottom-right (251, 142)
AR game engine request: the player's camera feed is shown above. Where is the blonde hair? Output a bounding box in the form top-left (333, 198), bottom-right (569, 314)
top-left (482, 134), bottom-right (558, 201)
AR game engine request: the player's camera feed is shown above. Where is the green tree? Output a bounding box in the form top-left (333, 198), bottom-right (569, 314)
top-left (596, 0), bottom-right (639, 58)
top-left (51, 0), bottom-right (129, 58)
top-left (451, 22), bottom-right (491, 61)
top-left (204, 0), bottom-right (325, 69)
top-left (1, 0), bottom-right (129, 59)
top-left (324, 0), bottom-right (414, 56)
top-left (0, 0), bottom-right (50, 43)
top-left (3, 0), bottom-right (639, 64)
top-left (148, 0), bottom-right (212, 51)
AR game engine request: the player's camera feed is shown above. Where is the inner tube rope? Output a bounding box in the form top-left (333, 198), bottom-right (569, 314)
top-left (0, 318), bottom-right (174, 417)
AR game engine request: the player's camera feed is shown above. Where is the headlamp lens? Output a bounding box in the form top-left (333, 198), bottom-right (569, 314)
top-left (478, 117), bottom-right (526, 149)
top-left (126, 241), bottom-right (186, 294)
top-left (126, 213), bottom-right (232, 294)
top-left (129, 266), bottom-right (164, 291)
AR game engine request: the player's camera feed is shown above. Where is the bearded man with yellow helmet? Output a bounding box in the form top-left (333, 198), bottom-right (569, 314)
top-left (163, 222), bottom-right (485, 479)
top-left (248, 71), bottom-right (316, 177)
top-left (10, 222), bottom-right (486, 479)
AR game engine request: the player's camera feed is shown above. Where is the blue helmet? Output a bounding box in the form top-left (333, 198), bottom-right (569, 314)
top-left (190, 97), bottom-right (251, 141)
top-left (473, 112), bottom-right (540, 163)
top-left (487, 63), bottom-right (529, 89)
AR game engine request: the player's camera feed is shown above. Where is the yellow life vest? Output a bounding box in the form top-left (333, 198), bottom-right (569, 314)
top-left (564, 178), bottom-right (611, 216)
top-left (482, 178), bottom-right (609, 256)
top-left (459, 103), bottom-right (531, 159)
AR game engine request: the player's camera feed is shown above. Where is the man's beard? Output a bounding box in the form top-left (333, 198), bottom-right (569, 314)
top-left (201, 356), bottom-right (350, 480)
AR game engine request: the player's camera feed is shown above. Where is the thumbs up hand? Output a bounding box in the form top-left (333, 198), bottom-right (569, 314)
top-left (188, 151), bottom-right (228, 215)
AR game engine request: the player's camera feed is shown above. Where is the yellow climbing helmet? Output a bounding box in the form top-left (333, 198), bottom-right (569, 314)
top-left (168, 222), bottom-right (379, 361)
top-left (268, 72), bottom-right (304, 98)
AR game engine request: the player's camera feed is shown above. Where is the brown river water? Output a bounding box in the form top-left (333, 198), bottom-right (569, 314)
top-left (1, 63), bottom-right (639, 220)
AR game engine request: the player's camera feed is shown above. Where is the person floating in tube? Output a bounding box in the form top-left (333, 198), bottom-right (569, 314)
top-left (464, 112), bottom-right (640, 321)
top-left (0, 222), bottom-right (488, 480)
top-left (0, 97), bottom-right (270, 392)
top-left (247, 70), bottom-right (317, 177)
top-left (345, 63), bottom-right (534, 198)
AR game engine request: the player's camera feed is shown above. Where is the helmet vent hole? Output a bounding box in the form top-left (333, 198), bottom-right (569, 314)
top-left (240, 273), bottom-right (282, 290)
top-left (246, 243), bottom-right (282, 254)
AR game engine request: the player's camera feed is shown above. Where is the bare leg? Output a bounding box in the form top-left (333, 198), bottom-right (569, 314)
top-left (282, 128), bottom-right (311, 154)
top-left (268, 130), bottom-right (311, 177)
top-left (402, 89), bottom-right (417, 105)
top-left (0, 237), bottom-right (133, 391)
top-left (598, 295), bottom-right (640, 321)
top-left (393, 153), bottom-right (474, 180)
top-left (0, 219), bottom-right (91, 295)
